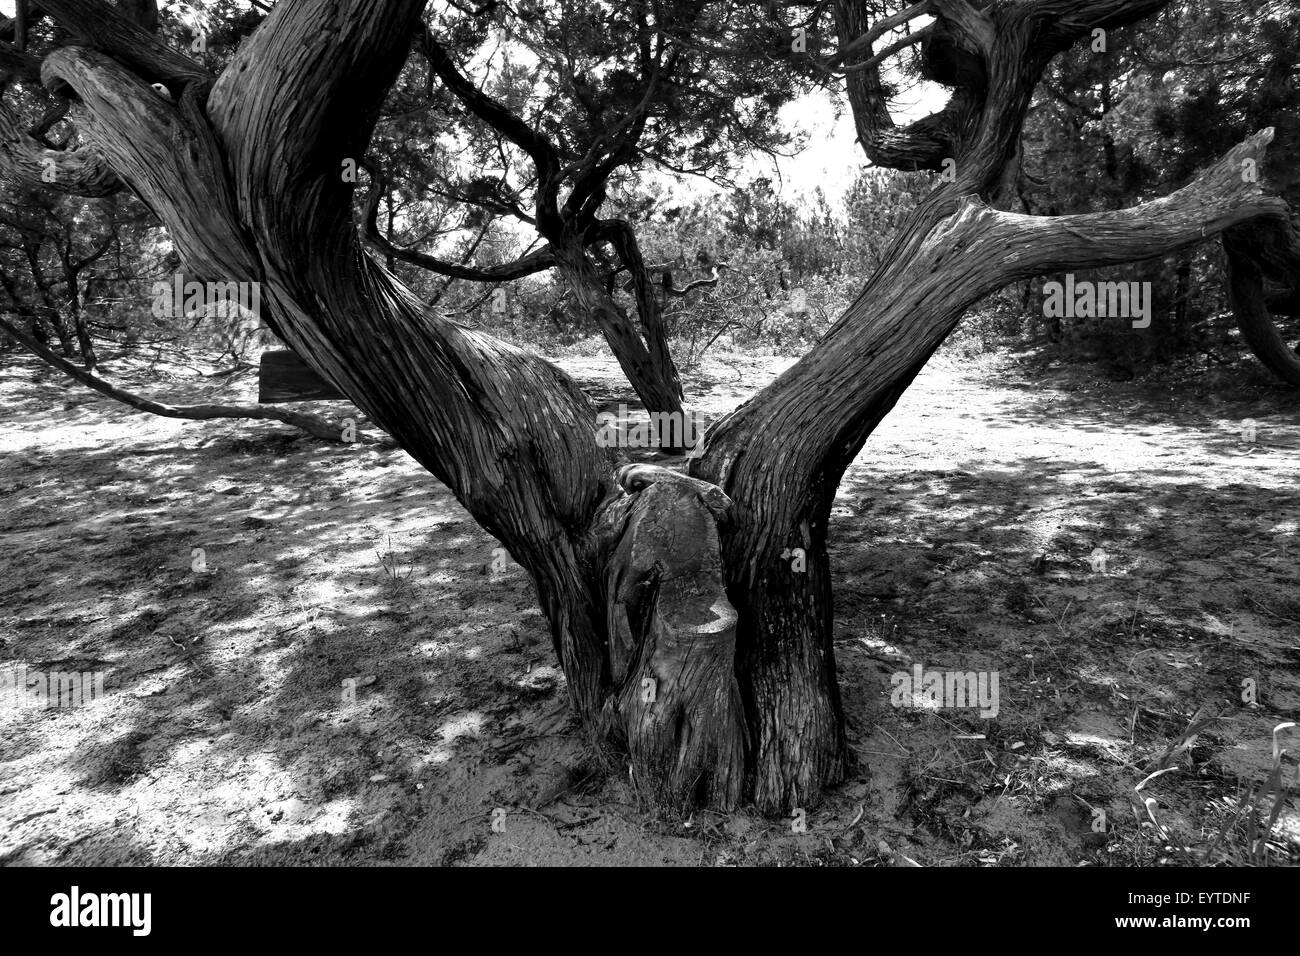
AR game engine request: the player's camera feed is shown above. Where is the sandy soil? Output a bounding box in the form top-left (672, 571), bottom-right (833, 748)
top-left (1, 342), bottom-right (1298, 866)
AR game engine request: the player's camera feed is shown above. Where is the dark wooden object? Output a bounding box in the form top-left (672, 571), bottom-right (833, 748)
top-left (258, 349), bottom-right (347, 403)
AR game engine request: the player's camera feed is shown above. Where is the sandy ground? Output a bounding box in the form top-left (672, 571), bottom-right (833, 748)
top-left (1, 341), bottom-right (1298, 866)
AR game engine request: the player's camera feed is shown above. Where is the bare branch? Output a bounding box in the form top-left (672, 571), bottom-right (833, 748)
top-left (829, 24), bottom-right (934, 74)
top-left (0, 312), bottom-right (384, 444)
top-left (992, 130), bottom-right (1286, 277)
top-left (420, 25), bottom-right (563, 233)
top-left (823, 0), bottom-right (932, 68)
top-left (665, 265), bottom-right (726, 297)
top-left (359, 168), bottom-right (556, 280)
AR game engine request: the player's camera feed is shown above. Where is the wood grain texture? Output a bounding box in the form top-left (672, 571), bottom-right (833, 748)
top-left (0, 100), bottom-right (121, 196)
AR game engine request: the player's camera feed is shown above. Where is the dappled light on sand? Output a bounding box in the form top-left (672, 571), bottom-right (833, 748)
top-left (3, 347), bottom-right (1297, 865)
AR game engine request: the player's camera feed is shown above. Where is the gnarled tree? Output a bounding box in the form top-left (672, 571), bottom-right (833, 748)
top-left (13, 0), bottom-right (1296, 812)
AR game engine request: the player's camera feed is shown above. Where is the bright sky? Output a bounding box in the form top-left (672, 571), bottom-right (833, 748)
top-left (767, 78), bottom-right (946, 207)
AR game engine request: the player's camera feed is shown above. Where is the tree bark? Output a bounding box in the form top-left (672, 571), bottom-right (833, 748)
top-left (0, 100), bottom-right (122, 196)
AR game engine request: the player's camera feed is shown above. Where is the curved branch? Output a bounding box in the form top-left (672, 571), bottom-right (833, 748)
top-left (834, 24), bottom-right (934, 74)
top-left (0, 312), bottom-right (384, 443)
top-left (419, 25), bottom-right (563, 233)
top-left (833, 0), bottom-right (957, 171)
top-left (0, 98), bottom-right (122, 196)
top-left (198, 0), bottom-right (616, 552)
top-left (1223, 215), bottom-right (1300, 387)
top-left (36, 0), bottom-right (209, 89)
top-left (702, 129), bottom-right (1286, 498)
top-left (822, 0), bottom-right (931, 68)
top-left (1000, 130), bottom-right (1285, 277)
top-left (42, 50), bottom-right (263, 296)
top-left (666, 265), bottom-right (725, 297)
top-left (360, 170), bottom-right (556, 280)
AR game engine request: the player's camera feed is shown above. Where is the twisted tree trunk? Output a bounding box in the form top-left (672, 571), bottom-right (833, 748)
top-left (21, 0), bottom-right (1297, 815)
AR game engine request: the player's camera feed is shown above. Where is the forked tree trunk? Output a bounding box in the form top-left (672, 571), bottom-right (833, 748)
top-left (691, 132), bottom-right (1286, 803)
top-left (29, 0), bottom-right (1299, 814)
top-left (553, 241), bottom-right (685, 418)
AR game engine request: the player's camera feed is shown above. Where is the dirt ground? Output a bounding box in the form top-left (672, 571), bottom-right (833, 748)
top-left (2, 341), bottom-right (1298, 866)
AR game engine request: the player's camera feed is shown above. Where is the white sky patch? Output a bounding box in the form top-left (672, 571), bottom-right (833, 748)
top-left (763, 15), bottom-right (948, 206)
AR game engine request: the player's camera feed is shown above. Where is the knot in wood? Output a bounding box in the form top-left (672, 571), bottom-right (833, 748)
top-left (615, 463), bottom-right (732, 523)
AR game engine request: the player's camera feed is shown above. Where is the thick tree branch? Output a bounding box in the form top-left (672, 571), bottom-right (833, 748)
top-left (701, 129), bottom-right (1284, 500)
top-left (0, 98), bottom-right (122, 195)
top-left (998, 130), bottom-right (1285, 277)
top-left (1027, 0), bottom-right (1173, 46)
top-left (197, 0), bottom-right (618, 564)
top-left (1223, 209), bottom-right (1300, 386)
top-left (36, 0), bottom-right (209, 89)
top-left (43, 50), bottom-right (262, 297)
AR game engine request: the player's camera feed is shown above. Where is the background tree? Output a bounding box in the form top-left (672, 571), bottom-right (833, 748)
top-left (349, 0), bottom-right (810, 418)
